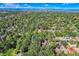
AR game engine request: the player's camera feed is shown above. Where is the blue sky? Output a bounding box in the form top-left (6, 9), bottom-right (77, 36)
top-left (0, 3), bottom-right (79, 10)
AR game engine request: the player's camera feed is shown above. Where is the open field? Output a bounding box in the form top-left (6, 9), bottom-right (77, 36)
top-left (0, 11), bottom-right (79, 56)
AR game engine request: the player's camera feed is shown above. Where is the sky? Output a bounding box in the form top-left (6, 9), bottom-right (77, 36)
top-left (0, 3), bottom-right (79, 10)
top-left (0, 0), bottom-right (79, 3)
top-left (0, 0), bottom-right (79, 11)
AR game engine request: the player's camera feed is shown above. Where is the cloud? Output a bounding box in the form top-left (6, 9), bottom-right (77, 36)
top-left (2, 3), bottom-right (17, 7)
top-left (0, 3), bottom-right (33, 8)
top-left (0, 4), bottom-right (34, 8)
top-left (0, 3), bottom-right (21, 8)
top-left (24, 4), bottom-right (28, 6)
top-left (44, 4), bottom-right (49, 6)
